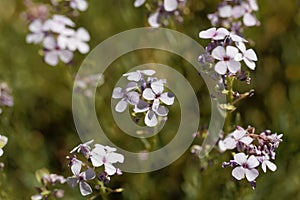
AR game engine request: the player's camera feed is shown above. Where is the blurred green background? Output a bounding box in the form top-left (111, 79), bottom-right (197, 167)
top-left (0, 0), bottom-right (300, 199)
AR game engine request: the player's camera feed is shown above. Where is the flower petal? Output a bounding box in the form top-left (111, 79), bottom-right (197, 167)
top-left (199, 27), bottom-right (216, 39)
top-left (226, 46), bottom-right (239, 58)
top-left (234, 153), bottom-right (247, 165)
top-left (232, 129), bottom-right (246, 140)
top-left (112, 87), bottom-right (124, 99)
top-left (79, 181), bottom-right (93, 196)
top-left (107, 152), bottom-right (124, 163)
top-left (218, 5), bottom-right (232, 18)
top-left (240, 136), bottom-right (253, 145)
top-left (76, 27), bottom-right (90, 41)
top-left (115, 100), bottom-right (128, 112)
top-left (71, 159), bottom-right (82, 175)
top-left (125, 82), bottom-right (137, 91)
top-left (59, 50), bottom-right (73, 63)
top-left (155, 105), bottom-right (169, 116)
top-left (75, 0), bottom-right (88, 11)
top-left (245, 49), bottom-right (258, 61)
top-left (45, 51), bottom-right (59, 66)
top-left (145, 110), bottom-right (158, 127)
top-left (67, 177), bottom-right (79, 188)
top-left (243, 13), bottom-right (257, 27)
top-left (127, 91), bottom-right (140, 105)
top-left (164, 0), bottom-right (178, 12)
top-left (148, 11), bottom-right (160, 28)
top-left (160, 92), bottom-right (174, 105)
top-left (143, 88), bottom-right (156, 100)
top-left (247, 155), bottom-right (260, 168)
top-left (227, 60), bottom-right (241, 73)
top-left (223, 137), bottom-right (237, 149)
top-left (134, 0), bottom-right (146, 7)
top-left (212, 46), bottom-right (226, 60)
top-left (245, 168), bottom-right (259, 181)
top-left (123, 72), bottom-right (141, 81)
top-left (214, 61), bottom-right (227, 75)
top-left (232, 166), bottom-right (245, 180)
top-left (104, 163), bottom-right (117, 176)
top-left (151, 80), bottom-right (164, 95)
top-left (140, 69), bottom-right (156, 76)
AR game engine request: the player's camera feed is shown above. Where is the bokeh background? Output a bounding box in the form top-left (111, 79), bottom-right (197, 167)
top-left (0, 0), bottom-right (300, 199)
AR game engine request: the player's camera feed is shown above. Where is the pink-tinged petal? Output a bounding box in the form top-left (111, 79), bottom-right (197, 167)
top-left (199, 27), bottom-right (216, 39)
top-left (143, 88), bottom-right (156, 100)
top-left (145, 110), bottom-right (158, 127)
top-left (140, 69), bottom-right (156, 76)
top-left (148, 12), bottom-right (160, 28)
top-left (245, 168), bottom-right (259, 181)
top-left (59, 50), bottom-right (73, 63)
top-left (67, 177), bottom-right (79, 188)
top-left (112, 87), bottom-right (124, 99)
top-left (244, 58), bottom-right (256, 70)
top-left (236, 42), bottom-right (246, 53)
top-left (43, 36), bottom-right (56, 50)
top-left (115, 100), bottom-right (127, 112)
top-left (223, 137), bottom-right (237, 149)
top-left (77, 27), bottom-right (90, 41)
top-left (227, 60), bottom-right (241, 73)
top-left (218, 5), bottom-right (232, 18)
top-left (214, 61), bottom-right (227, 75)
top-left (212, 46), bottom-right (226, 60)
top-left (226, 46), bottom-right (239, 58)
top-left (71, 159), bottom-right (82, 175)
top-left (247, 155), bottom-right (260, 168)
top-left (243, 13), bottom-right (257, 27)
top-left (151, 81), bottom-right (164, 94)
top-left (214, 28), bottom-right (229, 40)
top-left (45, 51), bottom-right (59, 66)
top-left (234, 153), bottom-right (247, 165)
top-left (104, 163), bottom-right (117, 175)
top-left (77, 41), bottom-right (90, 54)
top-left (134, 0), bottom-right (146, 7)
top-left (164, 0), bottom-right (178, 12)
top-left (244, 49), bottom-right (258, 61)
top-left (155, 105), bottom-right (169, 116)
top-left (127, 91), bottom-right (140, 105)
top-left (82, 168), bottom-right (96, 180)
top-left (107, 152), bottom-right (124, 163)
top-left (240, 136), bottom-right (253, 145)
top-left (160, 92), bottom-right (174, 105)
top-left (232, 129), bottom-right (246, 140)
top-left (79, 181), bottom-right (93, 196)
top-left (232, 6), bottom-right (245, 18)
top-left (232, 166), bottom-right (245, 180)
top-left (75, 0), bottom-right (88, 11)
top-left (123, 72), bottom-right (141, 81)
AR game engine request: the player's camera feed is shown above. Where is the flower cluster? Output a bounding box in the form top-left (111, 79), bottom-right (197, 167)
top-left (134, 0), bottom-right (187, 28)
top-left (112, 69), bottom-right (175, 127)
top-left (0, 82), bottom-right (14, 114)
top-left (219, 126), bottom-right (283, 189)
top-left (31, 170), bottom-right (66, 200)
top-left (199, 27), bottom-right (257, 76)
top-left (67, 140), bottom-right (124, 196)
top-left (24, 0), bottom-right (90, 66)
top-left (207, 0), bottom-right (260, 34)
top-left (74, 73), bottom-right (104, 97)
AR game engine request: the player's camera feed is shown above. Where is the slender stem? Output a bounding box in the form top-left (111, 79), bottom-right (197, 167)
top-left (224, 76), bottom-right (235, 134)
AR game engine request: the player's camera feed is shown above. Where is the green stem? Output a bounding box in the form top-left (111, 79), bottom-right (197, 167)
top-left (224, 76), bottom-right (235, 134)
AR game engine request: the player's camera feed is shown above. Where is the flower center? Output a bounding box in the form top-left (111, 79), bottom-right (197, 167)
top-left (242, 163), bottom-right (249, 168)
top-left (223, 56), bottom-right (230, 61)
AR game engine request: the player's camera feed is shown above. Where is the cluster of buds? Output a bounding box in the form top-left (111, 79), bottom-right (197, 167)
top-left (23, 0), bottom-right (90, 66)
top-left (219, 126), bottom-right (283, 189)
top-left (31, 170), bottom-right (66, 200)
top-left (66, 140), bottom-right (124, 196)
top-left (112, 69), bottom-right (175, 127)
top-left (134, 0), bottom-right (187, 27)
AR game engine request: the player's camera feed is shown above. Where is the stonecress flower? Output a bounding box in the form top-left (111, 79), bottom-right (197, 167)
top-left (26, 19), bottom-right (47, 44)
top-left (199, 27), bottom-right (229, 40)
top-left (90, 144), bottom-right (124, 176)
top-left (232, 153), bottom-right (259, 182)
top-left (220, 128), bottom-right (253, 151)
top-left (235, 42), bottom-right (258, 70)
top-left (123, 69), bottom-right (156, 82)
top-left (70, 140), bottom-right (94, 157)
top-left (43, 15), bottom-right (75, 34)
top-left (0, 135), bottom-right (8, 157)
top-left (112, 82), bottom-right (140, 113)
top-left (257, 156), bottom-right (277, 173)
top-left (67, 166), bottom-right (95, 196)
top-left (211, 46), bottom-right (241, 75)
top-left (43, 36), bottom-right (73, 66)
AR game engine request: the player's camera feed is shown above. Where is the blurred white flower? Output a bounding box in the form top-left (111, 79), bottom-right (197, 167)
top-left (235, 42), bottom-right (258, 70)
top-left (26, 19), bottom-right (46, 44)
top-left (43, 36), bottom-right (73, 66)
top-left (123, 69), bottom-right (156, 82)
top-left (134, 0), bottom-right (146, 7)
top-left (70, 0), bottom-right (88, 11)
top-left (43, 15), bottom-right (75, 34)
top-left (0, 135), bottom-right (8, 157)
top-left (164, 0), bottom-right (178, 12)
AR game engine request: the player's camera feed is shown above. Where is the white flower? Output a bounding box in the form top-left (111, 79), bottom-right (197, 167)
top-left (222, 128), bottom-right (253, 150)
top-left (232, 153), bottom-right (259, 181)
top-left (26, 19), bottom-right (46, 44)
top-left (112, 82), bottom-right (140, 113)
top-left (0, 135), bottom-right (8, 157)
top-left (70, 140), bottom-right (93, 156)
top-left (164, 0), bottom-right (178, 12)
top-left (90, 144), bottom-right (124, 176)
top-left (260, 157), bottom-right (277, 173)
top-left (211, 46), bottom-right (241, 74)
top-left (134, 0), bottom-right (146, 7)
top-left (235, 42), bottom-right (258, 70)
top-left (43, 36), bottom-right (73, 66)
top-left (123, 69), bottom-right (156, 82)
top-left (67, 166), bottom-right (95, 196)
top-left (199, 27), bottom-right (229, 40)
top-left (70, 0), bottom-right (88, 11)
top-left (58, 27), bottom-right (90, 54)
top-left (44, 15), bottom-right (75, 34)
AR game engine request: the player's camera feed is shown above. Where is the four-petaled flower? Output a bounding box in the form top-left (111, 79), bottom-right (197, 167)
top-left (123, 70), bottom-right (156, 82)
top-left (90, 144), bottom-right (124, 175)
top-left (221, 128), bottom-right (253, 150)
top-left (232, 153), bottom-right (259, 181)
top-left (211, 46), bottom-right (241, 75)
top-left (235, 42), bottom-right (258, 70)
top-left (70, 140), bottom-right (94, 157)
top-left (199, 27), bottom-right (229, 40)
top-left (70, 0), bottom-right (88, 11)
